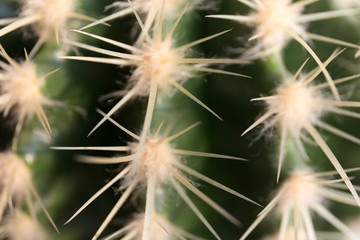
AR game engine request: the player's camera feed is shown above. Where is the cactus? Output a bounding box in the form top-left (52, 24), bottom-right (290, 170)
top-left (1, 0), bottom-right (360, 240)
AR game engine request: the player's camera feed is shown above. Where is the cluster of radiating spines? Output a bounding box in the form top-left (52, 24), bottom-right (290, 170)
top-left (81, 0), bottom-right (208, 31)
top-left (208, 0), bottom-right (360, 101)
top-left (0, 0), bottom-right (102, 57)
top-left (0, 210), bottom-right (47, 240)
top-left (53, 113), bottom-right (260, 240)
top-left (241, 49), bottom-right (360, 208)
top-left (0, 44), bottom-right (60, 149)
top-left (240, 168), bottom-right (360, 240)
top-left (62, 2), bottom-right (250, 138)
top-left (0, 152), bottom-right (57, 240)
top-left (102, 212), bottom-right (205, 240)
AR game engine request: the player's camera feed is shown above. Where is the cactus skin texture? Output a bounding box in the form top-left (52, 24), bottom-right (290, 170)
top-left (1, 0), bottom-right (360, 240)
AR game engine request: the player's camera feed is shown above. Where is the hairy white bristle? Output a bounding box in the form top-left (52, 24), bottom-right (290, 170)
top-left (266, 80), bottom-right (322, 134)
top-left (20, 0), bottom-right (73, 38)
top-left (0, 152), bottom-right (31, 208)
top-left (0, 60), bottom-right (43, 117)
top-left (250, 0), bottom-right (305, 55)
top-left (278, 171), bottom-right (322, 210)
top-left (0, 210), bottom-right (46, 240)
top-left (130, 39), bottom-right (188, 96)
top-left (128, 135), bottom-right (178, 184)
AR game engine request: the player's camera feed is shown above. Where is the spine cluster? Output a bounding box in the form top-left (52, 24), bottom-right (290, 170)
top-left (1, 0), bottom-right (360, 240)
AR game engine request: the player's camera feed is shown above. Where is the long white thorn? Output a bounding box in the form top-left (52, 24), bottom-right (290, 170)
top-left (176, 58), bottom-right (249, 64)
top-left (76, 154), bottom-right (136, 164)
top-left (60, 56), bottom-right (132, 66)
top-left (171, 149), bottom-right (246, 161)
top-left (239, 193), bottom-right (281, 240)
top-left (327, 107), bottom-right (360, 119)
top-left (311, 203), bottom-right (357, 239)
top-left (316, 100), bottom-right (360, 107)
top-left (313, 74), bottom-right (360, 90)
top-left (206, 15), bottom-right (254, 23)
top-left (298, 9), bottom-right (360, 23)
top-left (29, 182), bottom-right (59, 234)
top-left (299, 205), bottom-right (316, 240)
top-left (304, 32), bottom-right (360, 50)
top-left (73, 30), bottom-right (139, 52)
top-left (165, 122), bottom-right (201, 143)
top-left (92, 178), bottom-right (138, 240)
top-left (0, 15), bottom-right (42, 38)
top-left (302, 119), bottom-right (360, 206)
top-left (66, 166), bottom-right (130, 225)
top-left (279, 207), bottom-right (290, 240)
top-left (88, 82), bottom-right (142, 137)
top-left (142, 175), bottom-right (157, 240)
top-left (176, 29), bottom-right (232, 52)
top-left (316, 120), bottom-right (360, 146)
top-left (242, 110), bottom-right (275, 136)
top-left (167, 164), bottom-right (241, 227)
top-left (317, 187), bottom-right (357, 206)
top-left (165, 2), bottom-right (190, 41)
top-left (277, 127), bottom-right (287, 183)
top-left (179, 65), bottom-right (251, 78)
top-left (51, 146), bottom-right (131, 151)
top-left (287, 30), bottom-right (340, 100)
top-left (102, 221), bottom-right (137, 240)
top-left (128, 0), bottom-right (151, 42)
top-left (174, 162), bottom-right (261, 207)
top-left (68, 12), bottom-right (110, 27)
top-left (139, 78), bottom-right (158, 142)
top-left (292, 58), bottom-right (310, 82)
top-left (80, 7), bottom-right (135, 30)
top-left (237, 0), bottom-right (258, 9)
top-left (0, 18), bottom-right (17, 26)
top-left (170, 80), bottom-right (222, 120)
top-left (29, 34), bottom-right (48, 59)
top-left (171, 179), bottom-right (221, 240)
top-left (96, 109), bottom-right (140, 140)
top-left (66, 40), bottom-right (140, 60)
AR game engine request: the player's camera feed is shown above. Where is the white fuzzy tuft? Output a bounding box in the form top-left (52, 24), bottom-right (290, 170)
top-left (278, 170), bottom-right (323, 210)
top-left (130, 39), bottom-right (189, 96)
top-left (0, 210), bottom-right (46, 240)
top-left (266, 80), bottom-right (323, 134)
top-left (249, 0), bottom-right (305, 56)
top-left (0, 59), bottom-right (43, 118)
top-left (0, 152), bottom-right (31, 204)
top-left (20, 0), bottom-right (73, 39)
top-left (128, 135), bottom-right (178, 184)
